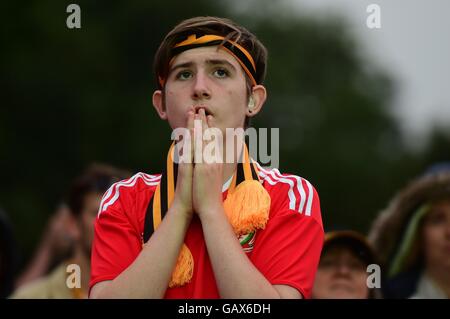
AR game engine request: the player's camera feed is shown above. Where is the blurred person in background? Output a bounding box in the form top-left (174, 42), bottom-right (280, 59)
top-left (312, 230), bottom-right (380, 299)
top-left (369, 163), bottom-right (450, 299)
top-left (0, 207), bottom-right (19, 298)
top-left (10, 164), bottom-right (130, 298)
top-left (14, 204), bottom-right (77, 290)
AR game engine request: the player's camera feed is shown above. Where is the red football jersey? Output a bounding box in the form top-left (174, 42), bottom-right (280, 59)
top-left (90, 166), bottom-right (324, 298)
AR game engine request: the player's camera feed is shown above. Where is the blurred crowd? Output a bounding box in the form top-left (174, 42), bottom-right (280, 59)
top-left (313, 163), bottom-right (450, 299)
top-left (1, 163), bottom-right (449, 299)
top-left (1, 164), bottom-right (131, 299)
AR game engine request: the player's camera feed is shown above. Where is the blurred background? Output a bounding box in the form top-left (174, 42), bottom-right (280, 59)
top-left (1, 0), bottom-right (449, 277)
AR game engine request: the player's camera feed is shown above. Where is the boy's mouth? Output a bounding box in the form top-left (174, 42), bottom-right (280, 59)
top-left (193, 105), bottom-right (212, 116)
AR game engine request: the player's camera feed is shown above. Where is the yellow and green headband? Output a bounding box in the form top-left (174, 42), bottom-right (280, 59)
top-left (158, 34), bottom-right (257, 88)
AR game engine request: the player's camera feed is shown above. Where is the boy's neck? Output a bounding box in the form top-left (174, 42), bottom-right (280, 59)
top-left (221, 138), bottom-right (247, 186)
top-left (222, 162), bottom-right (237, 187)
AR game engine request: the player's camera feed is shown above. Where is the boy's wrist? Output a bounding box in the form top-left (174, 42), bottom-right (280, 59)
top-left (197, 203), bottom-right (225, 223)
top-left (169, 200), bottom-right (193, 222)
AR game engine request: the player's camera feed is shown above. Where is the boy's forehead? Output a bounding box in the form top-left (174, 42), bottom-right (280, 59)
top-left (170, 46), bottom-right (240, 69)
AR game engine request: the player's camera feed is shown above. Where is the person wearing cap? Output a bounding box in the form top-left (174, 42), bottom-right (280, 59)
top-left (89, 16), bottom-right (324, 299)
top-left (369, 165), bottom-right (450, 299)
top-left (312, 230), bottom-right (379, 299)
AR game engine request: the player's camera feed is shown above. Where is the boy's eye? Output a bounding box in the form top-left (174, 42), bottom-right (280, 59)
top-left (177, 70), bottom-right (193, 80)
top-left (213, 68), bottom-right (229, 78)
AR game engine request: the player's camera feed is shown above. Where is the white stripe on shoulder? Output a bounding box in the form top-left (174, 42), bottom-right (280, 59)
top-left (304, 178), bottom-right (314, 216)
top-left (256, 163), bottom-right (313, 215)
top-left (256, 164), bottom-right (297, 211)
top-left (273, 168), bottom-right (307, 214)
top-left (98, 172), bottom-right (161, 217)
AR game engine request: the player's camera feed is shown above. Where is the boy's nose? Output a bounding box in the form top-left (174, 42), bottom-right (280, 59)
top-left (192, 72), bottom-right (211, 100)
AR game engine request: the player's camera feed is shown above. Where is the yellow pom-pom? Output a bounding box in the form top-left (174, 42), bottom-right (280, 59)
top-left (169, 243), bottom-right (193, 288)
top-left (223, 180), bottom-right (271, 235)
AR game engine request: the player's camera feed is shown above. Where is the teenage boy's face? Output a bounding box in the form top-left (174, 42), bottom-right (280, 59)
top-left (160, 46), bottom-right (249, 134)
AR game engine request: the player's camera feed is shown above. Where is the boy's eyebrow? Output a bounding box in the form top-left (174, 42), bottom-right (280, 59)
top-left (205, 59), bottom-right (237, 71)
top-left (169, 59), bottom-right (237, 74)
top-left (169, 61), bottom-right (194, 74)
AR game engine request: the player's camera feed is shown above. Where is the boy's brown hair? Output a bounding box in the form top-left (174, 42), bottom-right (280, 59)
top-left (153, 16), bottom-right (268, 92)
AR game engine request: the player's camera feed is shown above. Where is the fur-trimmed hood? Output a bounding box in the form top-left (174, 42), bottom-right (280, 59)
top-left (368, 170), bottom-right (450, 271)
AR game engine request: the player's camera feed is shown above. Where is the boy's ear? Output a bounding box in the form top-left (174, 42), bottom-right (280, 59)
top-left (245, 85), bottom-right (267, 117)
top-left (152, 90), bottom-right (168, 120)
